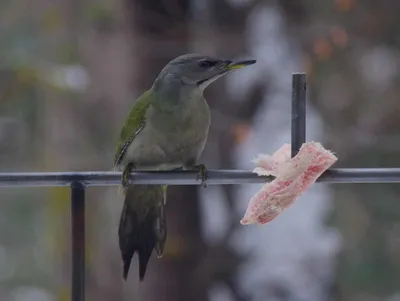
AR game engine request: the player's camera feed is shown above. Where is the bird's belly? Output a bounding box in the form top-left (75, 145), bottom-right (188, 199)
top-left (120, 123), bottom-right (208, 170)
top-left (161, 130), bottom-right (207, 164)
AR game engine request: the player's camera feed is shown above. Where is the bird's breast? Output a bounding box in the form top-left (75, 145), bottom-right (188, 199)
top-left (120, 96), bottom-right (211, 169)
top-left (149, 97), bottom-right (211, 160)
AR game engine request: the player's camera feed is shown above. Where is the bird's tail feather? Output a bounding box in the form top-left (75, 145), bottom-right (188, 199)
top-left (118, 185), bottom-right (167, 281)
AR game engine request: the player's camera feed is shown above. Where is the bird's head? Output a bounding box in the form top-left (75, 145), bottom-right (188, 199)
top-left (154, 53), bottom-right (256, 92)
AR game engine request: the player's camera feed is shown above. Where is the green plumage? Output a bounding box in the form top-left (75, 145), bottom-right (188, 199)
top-left (113, 89), bottom-right (152, 167)
top-left (113, 88), bottom-right (165, 281)
top-left (118, 185), bottom-right (166, 280)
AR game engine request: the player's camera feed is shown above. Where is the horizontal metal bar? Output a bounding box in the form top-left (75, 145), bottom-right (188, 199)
top-left (0, 168), bottom-right (399, 187)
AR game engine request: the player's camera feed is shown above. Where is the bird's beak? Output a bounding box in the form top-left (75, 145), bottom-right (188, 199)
top-left (198, 59), bottom-right (257, 87)
top-left (225, 59), bottom-right (256, 71)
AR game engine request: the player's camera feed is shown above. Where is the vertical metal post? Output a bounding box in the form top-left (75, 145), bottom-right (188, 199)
top-left (71, 181), bottom-right (85, 301)
top-left (291, 73), bottom-right (307, 157)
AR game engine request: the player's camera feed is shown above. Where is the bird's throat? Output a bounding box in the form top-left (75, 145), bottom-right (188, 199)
top-left (197, 70), bottom-right (228, 86)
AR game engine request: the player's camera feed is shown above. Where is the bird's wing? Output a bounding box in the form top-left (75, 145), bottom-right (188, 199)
top-left (113, 89), bottom-right (153, 168)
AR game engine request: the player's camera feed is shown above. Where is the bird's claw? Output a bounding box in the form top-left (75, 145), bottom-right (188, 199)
top-left (195, 164), bottom-right (208, 188)
top-left (122, 163), bottom-right (135, 188)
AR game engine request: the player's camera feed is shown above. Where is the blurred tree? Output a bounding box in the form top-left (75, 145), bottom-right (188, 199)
top-left (120, 0), bottom-right (266, 300)
top-left (122, 0), bottom-right (210, 300)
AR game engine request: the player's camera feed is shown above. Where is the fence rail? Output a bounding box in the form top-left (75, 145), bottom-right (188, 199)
top-left (1, 73), bottom-right (398, 301)
top-left (1, 168), bottom-right (400, 187)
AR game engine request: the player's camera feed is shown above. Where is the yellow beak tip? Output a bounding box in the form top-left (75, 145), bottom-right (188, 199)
top-left (226, 60), bottom-right (256, 71)
top-left (228, 64), bottom-right (246, 70)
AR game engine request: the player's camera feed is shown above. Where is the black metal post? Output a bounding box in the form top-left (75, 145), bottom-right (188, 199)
top-left (71, 181), bottom-right (85, 301)
top-left (291, 73), bottom-right (307, 157)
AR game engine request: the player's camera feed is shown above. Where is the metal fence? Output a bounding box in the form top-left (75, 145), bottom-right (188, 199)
top-left (1, 73), bottom-right (399, 301)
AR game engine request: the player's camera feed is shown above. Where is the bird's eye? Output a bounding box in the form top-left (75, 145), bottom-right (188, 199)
top-left (199, 60), bottom-right (216, 68)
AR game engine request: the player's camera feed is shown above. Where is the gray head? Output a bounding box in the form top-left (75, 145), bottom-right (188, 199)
top-left (153, 53), bottom-right (256, 93)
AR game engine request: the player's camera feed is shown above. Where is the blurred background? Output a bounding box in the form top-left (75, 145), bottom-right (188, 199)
top-left (1, 0), bottom-right (400, 300)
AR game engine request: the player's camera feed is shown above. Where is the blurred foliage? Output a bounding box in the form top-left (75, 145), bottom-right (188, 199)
top-left (294, 0), bottom-right (400, 300)
top-left (1, 0), bottom-right (400, 300)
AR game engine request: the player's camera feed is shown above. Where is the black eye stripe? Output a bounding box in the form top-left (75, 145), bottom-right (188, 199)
top-left (199, 60), bottom-right (217, 68)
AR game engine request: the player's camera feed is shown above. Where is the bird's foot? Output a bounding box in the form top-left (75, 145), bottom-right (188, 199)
top-left (195, 164), bottom-right (208, 188)
top-left (122, 163), bottom-right (135, 188)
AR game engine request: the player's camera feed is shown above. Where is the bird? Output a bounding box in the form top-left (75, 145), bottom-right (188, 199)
top-left (113, 53), bottom-right (256, 281)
